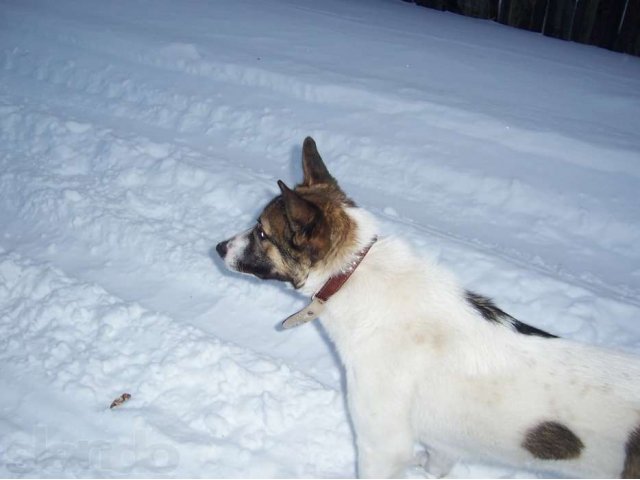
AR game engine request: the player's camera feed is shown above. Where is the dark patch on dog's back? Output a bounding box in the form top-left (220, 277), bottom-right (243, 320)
top-left (512, 321), bottom-right (557, 338)
top-left (623, 424), bottom-right (640, 478)
top-left (466, 291), bottom-right (506, 321)
top-left (522, 421), bottom-right (584, 460)
top-left (466, 291), bottom-right (557, 339)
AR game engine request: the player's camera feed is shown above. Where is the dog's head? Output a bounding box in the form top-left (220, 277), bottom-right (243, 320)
top-left (216, 137), bottom-right (360, 290)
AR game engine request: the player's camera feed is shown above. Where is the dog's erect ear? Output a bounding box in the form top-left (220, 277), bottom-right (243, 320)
top-left (278, 180), bottom-right (321, 238)
top-left (301, 137), bottom-right (335, 187)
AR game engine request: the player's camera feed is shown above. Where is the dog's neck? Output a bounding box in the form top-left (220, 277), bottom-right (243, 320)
top-left (300, 208), bottom-right (379, 297)
top-left (315, 235), bottom-right (377, 300)
top-left (281, 234), bottom-right (377, 329)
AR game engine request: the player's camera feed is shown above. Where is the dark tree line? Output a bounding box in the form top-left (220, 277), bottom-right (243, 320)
top-left (406, 0), bottom-right (640, 56)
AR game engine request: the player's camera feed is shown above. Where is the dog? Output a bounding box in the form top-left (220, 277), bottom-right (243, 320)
top-left (216, 137), bottom-right (640, 478)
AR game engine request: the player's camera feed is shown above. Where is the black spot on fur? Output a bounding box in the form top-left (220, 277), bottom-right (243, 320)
top-left (512, 320), bottom-right (557, 338)
top-left (466, 291), bottom-right (557, 339)
top-left (466, 291), bottom-right (506, 321)
top-left (522, 421), bottom-right (584, 460)
top-left (622, 424), bottom-right (640, 478)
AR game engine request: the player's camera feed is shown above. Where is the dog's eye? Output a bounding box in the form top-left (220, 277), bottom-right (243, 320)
top-left (256, 225), bottom-right (267, 241)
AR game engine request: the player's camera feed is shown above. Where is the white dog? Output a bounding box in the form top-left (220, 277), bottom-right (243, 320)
top-left (216, 137), bottom-right (640, 478)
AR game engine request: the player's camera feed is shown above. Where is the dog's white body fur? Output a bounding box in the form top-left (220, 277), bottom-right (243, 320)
top-left (217, 136), bottom-right (640, 478)
top-left (300, 208), bottom-right (640, 478)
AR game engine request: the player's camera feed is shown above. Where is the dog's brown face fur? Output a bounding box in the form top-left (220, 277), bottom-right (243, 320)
top-left (216, 137), bottom-right (359, 289)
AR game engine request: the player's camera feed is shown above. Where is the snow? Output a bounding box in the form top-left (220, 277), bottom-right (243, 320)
top-left (0, 0), bottom-right (639, 476)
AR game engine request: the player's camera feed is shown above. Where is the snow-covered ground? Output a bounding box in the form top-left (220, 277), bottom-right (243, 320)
top-left (1, 0), bottom-right (639, 476)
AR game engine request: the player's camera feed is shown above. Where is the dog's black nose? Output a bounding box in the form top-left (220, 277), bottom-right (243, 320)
top-left (216, 240), bottom-right (228, 258)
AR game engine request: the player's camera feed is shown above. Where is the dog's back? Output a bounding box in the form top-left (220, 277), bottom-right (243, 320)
top-left (321, 234), bottom-right (640, 478)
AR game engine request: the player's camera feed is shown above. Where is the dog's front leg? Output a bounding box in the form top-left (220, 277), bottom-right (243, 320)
top-left (349, 379), bottom-right (414, 478)
top-left (356, 424), bottom-right (414, 478)
top-left (420, 448), bottom-right (457, 478)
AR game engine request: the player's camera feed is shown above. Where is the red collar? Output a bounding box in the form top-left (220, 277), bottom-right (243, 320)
top-left (281, 237), bottom-right (377, 329)
top-left (314, 237), bottom-right (377, 302)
